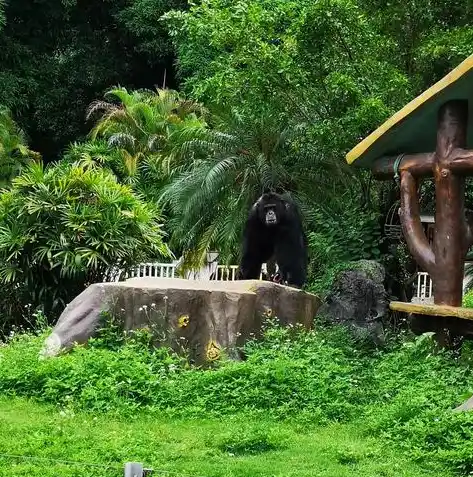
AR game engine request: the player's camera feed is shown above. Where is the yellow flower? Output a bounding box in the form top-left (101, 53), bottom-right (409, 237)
top-left (263, 308), bottom-right (273, 318)
top-left (206, 340), bottom-right (221, 361)
top-left (177, 314), bottom-right (190, 328)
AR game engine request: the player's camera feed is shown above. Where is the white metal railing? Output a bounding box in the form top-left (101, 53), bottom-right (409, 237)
top-left (128, 262), bottom-right (176, 279)
top-left (415, 271), bottom-right (433, 300)
top-left (211, 265), bottom-right (266, 281)
top-left (413, 268), bottom-right (472, 302)
top-left (106, 261), bottom-right (271, 283)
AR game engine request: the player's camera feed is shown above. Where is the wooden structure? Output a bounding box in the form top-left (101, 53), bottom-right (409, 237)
top-left (392, 212), bottom-right (473, 302)
top-left (346, 54), bottom-right (473, 343)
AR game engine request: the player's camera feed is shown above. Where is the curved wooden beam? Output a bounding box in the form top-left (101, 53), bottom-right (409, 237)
top-left (399, 170), bottom-right (435, 274)
top-left (372, 148), bottom-right (473, 179)
top-left (371, 153), bottom-right (435, 179)
top-left (449, 148), bottom-right (473, 174)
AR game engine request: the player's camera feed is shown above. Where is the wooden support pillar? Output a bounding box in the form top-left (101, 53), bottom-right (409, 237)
top-left (384, 100), bottom-right (471, 311)
top-left (433, 100), bottom-right (469, 306)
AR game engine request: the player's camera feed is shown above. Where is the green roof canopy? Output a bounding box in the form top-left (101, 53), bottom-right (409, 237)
top-left (346, 54), bottom-right (473, 168)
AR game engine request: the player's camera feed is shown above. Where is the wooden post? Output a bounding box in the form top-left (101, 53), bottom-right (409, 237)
top-left (433, 100), bottom-right (469, 306)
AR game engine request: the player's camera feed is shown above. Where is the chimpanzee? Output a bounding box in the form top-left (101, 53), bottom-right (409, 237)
top-left (237, 191), bottom-right (308, 288)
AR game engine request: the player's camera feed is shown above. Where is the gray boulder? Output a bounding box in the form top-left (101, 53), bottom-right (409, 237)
top-left (40, 278), bottom-right (321, 363)
top-left (316, 261), bottom-right (388, 346)
top-left (453, 394), bottom-right (473, 412)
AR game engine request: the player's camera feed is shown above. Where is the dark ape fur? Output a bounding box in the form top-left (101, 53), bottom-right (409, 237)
top-left (238, 192), bottom-right (308, 288)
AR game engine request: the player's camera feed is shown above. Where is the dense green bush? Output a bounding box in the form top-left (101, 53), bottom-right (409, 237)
top-left (1, 321), bottom-right (473, 472)
top-left (0, 321), bottom-right (368, 422)
top-left (0, 321), bottom-right (469, 419)
top-left (0, 161), bottom-right (170, 326)
top-left (0, 107), bottom-right (40, 187)
top-left (306, 205), bottom-right (384, 295)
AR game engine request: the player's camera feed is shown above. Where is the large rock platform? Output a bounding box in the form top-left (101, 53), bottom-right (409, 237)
top-left (40, 278), bottom-right (321, 362)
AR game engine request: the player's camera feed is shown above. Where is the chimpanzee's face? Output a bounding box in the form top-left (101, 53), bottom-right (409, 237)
top-left (264, 205), bottom-right (278, 225)
top-left (257, 192), bottom-right (285, 227)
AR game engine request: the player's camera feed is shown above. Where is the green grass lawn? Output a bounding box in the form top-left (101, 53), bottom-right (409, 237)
top-left (0, 396), bottom-right (442, 477)
top-left (1, 323), bottom-right (473, 476)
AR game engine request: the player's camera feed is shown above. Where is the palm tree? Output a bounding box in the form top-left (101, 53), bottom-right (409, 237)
top-left (0, 106), bottom-right (40, 187)
top-left (161, 108), bottom-right (352, 270)
top-left (73, 87), bottom-right (208, 199)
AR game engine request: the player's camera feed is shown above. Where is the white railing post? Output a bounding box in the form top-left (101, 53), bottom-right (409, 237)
top-left (105, 260), bottom-right (273, 283)
top-left (414, 271), bottom-right (433, 301)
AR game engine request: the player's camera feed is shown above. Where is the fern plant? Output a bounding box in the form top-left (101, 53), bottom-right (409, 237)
top-left (0, 106), bottom-right (40, 187)
top-left (161, 108), bottom-right (352, 270)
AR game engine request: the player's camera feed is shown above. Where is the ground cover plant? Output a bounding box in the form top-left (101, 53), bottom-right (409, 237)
top-left (0, 396), bottom-right (442, 477)
top-left (1, 320), bottom-right (473, 475)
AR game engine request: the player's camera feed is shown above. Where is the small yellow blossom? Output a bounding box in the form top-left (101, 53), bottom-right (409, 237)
top-left (206, 340), bottom-right (221, 361)
top-left (177, 314), bottom-right (190, 328)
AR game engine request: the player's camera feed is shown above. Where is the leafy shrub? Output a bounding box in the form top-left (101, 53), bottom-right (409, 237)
top-left (0, 106), bottom-right (41, 187)
top-left (309, 207), bottom-right (384, 263)
top-left (0, 161), bottom-right (171, 325)
top-left (306, 206), bottom-right (384, 295)
top-left (0, 320), bottom-right (368, 421)
top-left (361, 332), bottom-right (473, 473)
top-left (0, 321), bottom-right (473, 474)
top-left (463, 289), bottom-right (473, 308)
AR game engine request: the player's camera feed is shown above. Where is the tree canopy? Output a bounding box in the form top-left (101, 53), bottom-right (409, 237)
top-left (0, 0), bottom-right (184, 160)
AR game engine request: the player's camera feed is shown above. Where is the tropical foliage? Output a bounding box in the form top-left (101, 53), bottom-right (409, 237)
top-left (0, 0), bottom-right (188, 158)
top-left (161, 108), bottom-right (352, 267)
top-left (162, 0), bottom-right (412, 153)
top-left (0, 107), bottom-right (40, 187)
top-left (0, 161), bottom-right (170, 324)
top-left (0, 0), bottom-right (472, 325)
top-left (66, 87), bottom-right (207, 200)
top-left (158, 0), bottom-right (400, 265)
